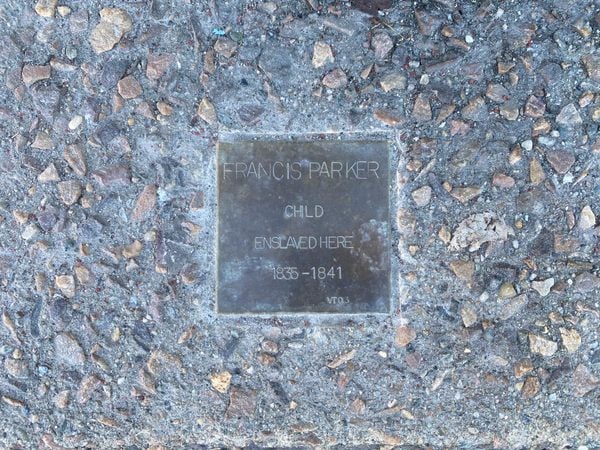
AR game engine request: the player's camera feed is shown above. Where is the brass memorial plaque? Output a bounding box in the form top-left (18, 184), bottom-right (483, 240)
top-left (217, 139), bottom-right (390, 314)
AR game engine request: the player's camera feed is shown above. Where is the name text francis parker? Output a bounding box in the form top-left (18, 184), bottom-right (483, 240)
top-left (221, 159), bottom-right (381, 180)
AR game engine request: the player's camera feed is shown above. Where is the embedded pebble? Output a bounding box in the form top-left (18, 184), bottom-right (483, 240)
top-left (54, 333), bottom-right (85, 366)
top-left (214, 38), bottom-right (238, 58)
top-left (394, 326), bottom-right (416, 347)
top-left (38, 163), bottom-right (60, 182)
top-left (22, 65), bottom-right (51, 87)
top-left (370, 32), bottom-right (393, 59)
top-left (322, 69), bottom-right (347, 89)
top-left (57, 180), bottom-right (82, 205)
top-left (197, 98), bottom-right (217, 124)
top-left (528, 333), bottom-right (558, 357)
top-left (55, 275), bottom-right (75, 298)
top-left (90, 8), bottom-right (132, 54)
top-left (117, 75), bottom-right (142, 99)
top-left (411, 185), bottom-right (432, 207)
top-left (531, 278), bottom-right (554, 297)
top-left (556, 103), bottom-right (582, 126)
top-left (578, 205), bottom-right (595, 230)
top-left (312, 42), bottom-right (334, 68)
top-left (571, 365), bottom-right (599, 397)
top-left (559, 328), bottom-right (581, 353)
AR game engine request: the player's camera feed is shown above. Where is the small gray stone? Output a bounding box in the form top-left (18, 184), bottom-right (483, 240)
top-left (531, 278), bottom-right (554, 297)
top-left (54, 333), bottom-right (85, 366)
top-left (574, 272), bottom-right (600, 293)
top-left (214, 37), bottom-right (238, 58)
top-left (371, 32), bottom-right (393, 59)
top-left (582, 55), bottom-right (600, 82)
top-left (556, 103), bottom-right (582, 126)
top-left (63, 144), bottom-right (86, 177)
top-left (57, 180), bottom-right (82, 206)
top-left (485, 83), bottom-right (510, 103)
top-left (411, 185), bottom-right (432, 207)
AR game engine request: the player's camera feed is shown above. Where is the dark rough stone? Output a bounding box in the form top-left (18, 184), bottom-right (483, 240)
top-left (350, 0), bottom-right (392, 15)
top-left (100, 57), bottom-right (130, 88)
top-left (574, 272), bottom-right (600, 293)
top-left (30, 84), bottom-right (61, 124)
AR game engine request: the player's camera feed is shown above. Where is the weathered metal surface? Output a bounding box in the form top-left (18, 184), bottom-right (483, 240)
top-left (217, 139), bottom-right (390, 314)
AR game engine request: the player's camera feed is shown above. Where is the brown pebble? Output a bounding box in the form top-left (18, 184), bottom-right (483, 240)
top-left (157, 101), bottom-right (173, 116)
top-left (146, 53), bottom-right (173, 80)
top-left (582, 55), bottom-right (600, 82)
top-left (498, 282), bottom-right (517, 299)
top-left (450, 186), bottom-right (482, 203)
top-left (122, 240), bottom-right (143, 258)
top-left (34, 0), bottom-right (57, 17)
top-left (322, 69), bottom-right (347, 89)
top-left (226, 388), bottom-right (257, 418)
top-left (524, 95), bottom-right (546, 118)
top-left (521, 376), bottom-right (540, 398)
top-left (499, 102), bottom-right (519, 121)
top-left (74, 262), bottom-right (92, 285)
top-left (31, 131), bottom-right (54, 150)
top-left (117, 75), bottom-right (142, 99)
top-left (213, 37), bottom-right (238, 58)
top-left (327, 349), bottom-right (356, 369)
top-left (492, 173), bottom-right (515, 188)
top-left (545, 150), bottom-right (575, 174)
top-left (373, 109), bottom-right (403, 126)
top-left (412, 93), bottom-right (432, 122)
top-left (411, 185), bottom-right (432, 207)
top-left (394, 326), bottom-right (416, 347)
top-left (131, 184), bottom-right (157, 221)
top-left (449, 259), bottom-right (474, 285)
top-left (22, 65), bottom-right (51, 87)
top-left (508, 144), bottom-right (522, 165)
top-left (559, 327), bottom-right (581, 353)
top-left (77, 374), bottom-right (102, 404)
top-left (197, 98), bottom-right (217, 125)
top-left (379, 73), bottom-right (406, 92)
top-left (89, 8), bottom-right (132, 54)
top-left (578, 205), bottom-right (595, 230)
top-left (529, 157), bottom-right (545, 185)
top-left (485, 83), bottom-right (510, 103)
top-left (528, 333), bottom-right (557, 357)
top-left (571, 364), bottom-right (599, 397)
top-left (2, 396), bottom-right (24, 407)
top-left (514, 359), bottom-right (534, 377)
top-left (370, 31), bottom-right (393, 59)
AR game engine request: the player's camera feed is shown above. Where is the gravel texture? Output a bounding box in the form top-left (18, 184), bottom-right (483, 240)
top-left (0, 0), bottom-right (599, 448)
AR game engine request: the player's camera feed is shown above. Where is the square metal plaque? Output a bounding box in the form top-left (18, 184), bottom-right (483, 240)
top-left (217, 139), bottom-right (390, 314)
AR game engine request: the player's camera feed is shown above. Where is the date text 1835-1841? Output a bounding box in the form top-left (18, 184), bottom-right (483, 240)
top-left (217, 139), bottom-right (390, 314)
